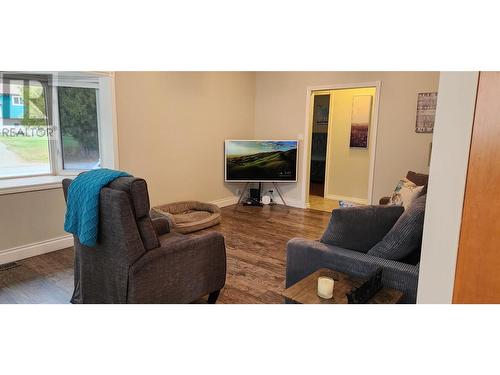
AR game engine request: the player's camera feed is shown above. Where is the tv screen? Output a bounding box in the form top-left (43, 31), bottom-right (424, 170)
top-left (225, 140), bottom-right (298, 182)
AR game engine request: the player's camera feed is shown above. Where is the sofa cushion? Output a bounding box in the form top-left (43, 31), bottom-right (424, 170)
top-left (320, 205), bottom-right (404, 253)
top-left (367, 194), bottom-right (427, 261)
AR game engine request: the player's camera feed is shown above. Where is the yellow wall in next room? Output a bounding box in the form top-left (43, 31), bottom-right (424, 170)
top-left (325, 87), bottom-right (376, 201)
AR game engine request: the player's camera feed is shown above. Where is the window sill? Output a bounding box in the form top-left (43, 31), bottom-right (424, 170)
top-left (0, 175), bottom-right (77, 196)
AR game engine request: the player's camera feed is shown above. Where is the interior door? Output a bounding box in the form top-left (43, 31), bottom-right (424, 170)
top-left (453, 72), bottom-right (500, 303)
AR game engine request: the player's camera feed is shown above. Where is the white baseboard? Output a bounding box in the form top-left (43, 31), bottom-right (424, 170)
top-left (324, 194), bottom-right (368, 205)
top-left (283, 198), bottom-right (306, 209)
top-left (210, 196), bottom-right (239, 208)
top-left (210, 195), bottom-right (306, 209)
top-left (0, 235), bottom-right (74, 265)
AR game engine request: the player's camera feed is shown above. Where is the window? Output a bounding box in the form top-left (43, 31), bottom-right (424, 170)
top-left (12, 96), bottom-right (24, 105)
top-left (0, 72), bottom-right (115, 185)
top-left (58, 87), bottom-right (100, 170)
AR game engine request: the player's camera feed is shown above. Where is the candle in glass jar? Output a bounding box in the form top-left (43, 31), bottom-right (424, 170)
top-left (317, 276), bottom-right (334, 299)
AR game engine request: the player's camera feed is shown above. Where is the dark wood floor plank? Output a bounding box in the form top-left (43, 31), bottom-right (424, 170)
top-left (0, 261), bottom-right (71, 304)
top-left (21, 251), bottom-right (74, 293)
top-left (0, 204), bottom-right (331, 304)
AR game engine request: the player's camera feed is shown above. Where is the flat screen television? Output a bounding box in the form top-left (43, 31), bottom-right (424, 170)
top-left (225, 140), bottom-right (298, 182)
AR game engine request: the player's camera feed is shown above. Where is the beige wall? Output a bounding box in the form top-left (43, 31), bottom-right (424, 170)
top-left (114, 72), bottom-right (256, 206)
top-left (325, 87), bottom-right (375, 202)
top-left (254, 72), bottom-right (440, 206)
top-left (0, 188), bottom-right (67, 250)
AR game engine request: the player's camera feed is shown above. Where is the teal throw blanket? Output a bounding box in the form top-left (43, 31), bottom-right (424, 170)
top-left (64, 168), bottom-right (130, 247)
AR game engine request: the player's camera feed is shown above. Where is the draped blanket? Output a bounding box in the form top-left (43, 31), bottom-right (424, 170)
top-left (64, 169), bottom-right (130, 247)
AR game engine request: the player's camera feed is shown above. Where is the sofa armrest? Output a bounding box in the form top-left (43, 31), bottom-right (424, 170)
top-left (286, 238), bottom-right (419, 301)
top-left (151, 217), bottom-right (170, 236)
top-left (128, 232), bottom-right (226, 303)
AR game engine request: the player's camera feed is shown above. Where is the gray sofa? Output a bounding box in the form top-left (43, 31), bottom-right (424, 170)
top-left (62, 176), bottom-right (226, 304)
top-left (286, 202), bottom-right (425, 303)
top-left (286, 240), bottom-right (419, 302)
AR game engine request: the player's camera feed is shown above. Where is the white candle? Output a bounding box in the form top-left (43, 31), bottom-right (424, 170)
top-left (317, 276), bottom-right (334, 299)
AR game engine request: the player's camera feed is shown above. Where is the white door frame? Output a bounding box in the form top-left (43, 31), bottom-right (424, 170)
top-left (302, 81), bottom-right (381, 207)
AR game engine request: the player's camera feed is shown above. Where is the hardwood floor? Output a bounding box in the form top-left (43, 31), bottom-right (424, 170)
top-left (0, 204), bottom-right (331, 304)
top-left (308, 195), bottom-right (339, 212)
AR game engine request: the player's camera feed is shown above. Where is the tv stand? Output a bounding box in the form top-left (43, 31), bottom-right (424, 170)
top-left (272, 182), bottom-right (288, 206)
top-left (234, 182), bottom-right (288, 209)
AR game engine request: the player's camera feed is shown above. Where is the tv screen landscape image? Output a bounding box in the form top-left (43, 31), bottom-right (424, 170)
top-left (225, 140), bottom-right (298, 182)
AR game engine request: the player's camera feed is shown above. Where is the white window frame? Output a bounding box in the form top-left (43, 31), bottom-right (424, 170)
top-left (12, 95), bottom-right (23, 105)
top-left (51, 80), bottom-right (103, 176)
top-left (0, 72), bottom-right (118, 195)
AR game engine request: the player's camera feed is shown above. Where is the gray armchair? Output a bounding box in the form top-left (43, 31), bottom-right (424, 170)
top-left (62, 176), bottom-right (226, 304)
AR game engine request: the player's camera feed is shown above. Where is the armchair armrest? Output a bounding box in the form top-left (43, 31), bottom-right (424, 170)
top-left (128, 232), bottom-right (226, 303)
top-left (151, 217), bottom-right (170, 236)
top-left (286, 238), bottom-right (419, 301)
top-left (150, 208), bottom-right (176, 230)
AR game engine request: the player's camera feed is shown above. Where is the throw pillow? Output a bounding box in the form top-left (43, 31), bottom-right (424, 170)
top-left (367, 194), bottom-right (427, 261)
top-left (406, 171), bottom-right (429, 193)
top-left (389, 178), bottom-right (424, 210)
top-left (320, 205), bottom-right (404, 253)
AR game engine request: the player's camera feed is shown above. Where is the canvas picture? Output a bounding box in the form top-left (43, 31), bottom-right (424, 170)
top-left (349, 95), bottom-right (372, 148)
top-left (415, 92), bottom-right (437, 133)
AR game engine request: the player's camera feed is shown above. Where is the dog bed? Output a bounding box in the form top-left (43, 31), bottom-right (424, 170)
top-left (151, 201), bottom-right (221, 234)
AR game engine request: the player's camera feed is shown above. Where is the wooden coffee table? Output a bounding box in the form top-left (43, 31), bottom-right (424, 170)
top-left (282, 268), bottom-right (404, 304)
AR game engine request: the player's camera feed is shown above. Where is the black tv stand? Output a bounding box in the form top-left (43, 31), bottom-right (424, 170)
top-left (234, 181), bottom-right (288, 209)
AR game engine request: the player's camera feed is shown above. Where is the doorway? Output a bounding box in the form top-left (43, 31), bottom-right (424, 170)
top-left (308, 91), bottom-right (337, 211)
top-left (306, 84), bottom-right (379, 212)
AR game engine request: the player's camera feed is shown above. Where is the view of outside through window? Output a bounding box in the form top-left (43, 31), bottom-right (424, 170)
top-left (58, 87), bottom-right (100, 170)
top-left (0, 75), bottom-right (100, 178)
top-left (0, 78), bottom-right (50, 178)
